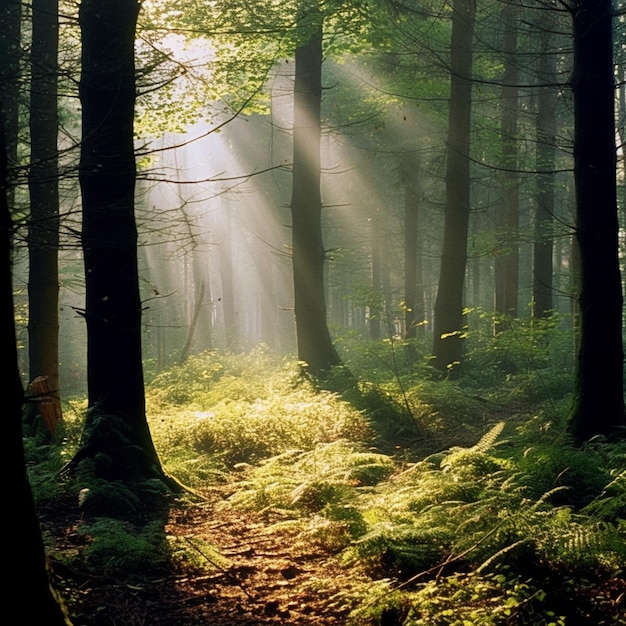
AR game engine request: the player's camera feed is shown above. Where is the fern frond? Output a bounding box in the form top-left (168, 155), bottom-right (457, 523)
top-left (471, 421), bottom-right (506, 453)
top-left (530, 485), bottom-right (571, 510)
top-left (475, 539), bottom-right (531, 574)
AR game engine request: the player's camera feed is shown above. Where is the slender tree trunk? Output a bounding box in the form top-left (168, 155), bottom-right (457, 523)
top-left (494, 8), bottom-right (519, 332)
top-left (2, 109), bottom-right (70, 626)
top-left (533, 24), bottom-right (558, 319)
top-left (568, 0), bottom-right (625, 441)
top-left (78, 0), bottom-right (165, 479)
top-left (432, 0), bottom-right (475, 373)
top-left (618, 66), bottom-right (625, 300)
top-left (369, 207), bottom-right (382, 341)
top-left (27, 0), bottom-right (61, 428)
top-left (290, 8), bottom-right (341, 378)
top-left (180, 281), bottom-right (204, 362)
top-left (219, 205), bottom-right (237, 349)
top-left (403, 155), bottom-right (419, 341)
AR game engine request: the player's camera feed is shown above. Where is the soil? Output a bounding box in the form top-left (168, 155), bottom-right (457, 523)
top-left (41, 487), bottom-right (370, 626)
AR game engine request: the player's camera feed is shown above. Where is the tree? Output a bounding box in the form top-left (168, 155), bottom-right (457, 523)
top-left (568, 0), bottom-right (626, 441)
top-left (494, 5), bottom-right (520, 331)
top-left (291, 2), bottom-right (341, 377)
top-left (532, 16), bottom-right (559, 319)
top-left (2, 109), bottom-right (70, 626)
top-left (402, 152), bottom-right (422, 341)
top-left (432, 0), bottom-right (476, 373)
top-left (74, 0), bottom-right (167, 482)
top-left (0, 0), bottom-right (20, 204)
top-left (27, 0), bottom-right (62, 430)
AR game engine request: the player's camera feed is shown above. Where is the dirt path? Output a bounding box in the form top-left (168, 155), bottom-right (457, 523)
top-left (45, 491), bottom-right (368, 626)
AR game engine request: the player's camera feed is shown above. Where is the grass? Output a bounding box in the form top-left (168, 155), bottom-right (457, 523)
top-left (25, 331), bottom-right (626, 624)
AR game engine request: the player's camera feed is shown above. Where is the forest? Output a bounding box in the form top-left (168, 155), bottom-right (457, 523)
top-left (2, 0), bottom-right (625, 624)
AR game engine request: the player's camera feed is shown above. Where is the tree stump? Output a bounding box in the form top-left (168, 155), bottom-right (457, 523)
top-left (28, 375), bottom-right (62, 434)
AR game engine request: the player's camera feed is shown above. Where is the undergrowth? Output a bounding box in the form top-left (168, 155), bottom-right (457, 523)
top-left (25, 332), bottom-right (626, 624)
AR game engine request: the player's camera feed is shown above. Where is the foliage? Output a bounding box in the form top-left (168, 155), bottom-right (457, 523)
top-left (461, 309), bottom-right (575, 393)
top-left (227, 439), bottom-right (395, 512)
top-left (28, 348), bottom-right (626, 622)
top-left (24, 400), bottom-right (85, 503)
top-left (147, 350), bottom-right (373, 469)
top-left (337, 424), bottom-right (626, 625)
top-left (77, 518), bottom-right (170, 575)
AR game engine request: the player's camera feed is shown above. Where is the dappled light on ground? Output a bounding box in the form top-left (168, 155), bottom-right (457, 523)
top-left (32, 349), bottom-right (626, 625)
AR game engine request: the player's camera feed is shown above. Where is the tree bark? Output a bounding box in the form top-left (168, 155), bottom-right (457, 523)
top-left (28, 0), bottom-right (61, 426)
top-left (290, 7), bottom-right (341, 378)
top-left (402, 154), bottom-right (421, 340)
top-left (78, 0), bottom-right (165, 479)
top-left (0, 0), bottom-right (20, 207)
top-left (568, 0), bottom-right (626, 441)
top-left (533, 22), bottom-right (558, 319)
top-left (2, 107), bottom-right (70, 626)
top-left (494, 8), bottom-right (519, 332)
top-left (432, 0), bottom-right (475, 373)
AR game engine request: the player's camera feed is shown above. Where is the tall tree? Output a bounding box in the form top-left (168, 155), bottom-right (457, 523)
top-left (532, 18), bottom-right (559, 318)
top-left (369, 204), bottom-right (384, 341)
top-left (432, 0), bottom-right (476, 373)
top-left (290, 3), bottom-right (341, 377)
top-left (2, 109), bottom-right (70, 626)
top-left (27, 0), bottom-right (62, 428)
top-left (617, 42), bottom-right (625, 242)
top-left (402, 153), bottom-right (422, 341)
top-left (568, 0), bottom-right (625, 441)
top-left (75, 0), bottom-right (166, 480)
top-left (0, 0), bottom-right (21, 206)
top-left (494, 5), bottom-right (519, 331)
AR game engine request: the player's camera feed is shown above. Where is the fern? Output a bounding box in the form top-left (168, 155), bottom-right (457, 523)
top-left (471, 421), bottom-right (506, 453)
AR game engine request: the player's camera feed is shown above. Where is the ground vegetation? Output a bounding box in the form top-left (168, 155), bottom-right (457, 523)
top-left (28, 334), bottom-right (625, 625)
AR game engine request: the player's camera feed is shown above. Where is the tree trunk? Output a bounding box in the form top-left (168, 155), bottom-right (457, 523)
top-left (494, 8), bottom-right (519, 332)
top-left (369, 206), bottom-right (383, 341)
top-left (532, 22), bottom-right (558, 319)
top-left (0, 0), bottom-right (20, 208)
top-left (568, 0), bottom-right (626, 441)
top-left (290, 8), bottom-right (341, 378)
top-left (219, 204), bottom-right (238, 349)
top-left (617, 64), bottom-right (625, 300)
top-left (2, 106), bottom-right (70, 626)
top-left (403, 155), bottom-right (420, 341)
top-left (27, 0), bottom-right (61, 427)
top-left (432, 0), bottom-right (475, 373)
top-left (78, 0), bottom-right (165, 480)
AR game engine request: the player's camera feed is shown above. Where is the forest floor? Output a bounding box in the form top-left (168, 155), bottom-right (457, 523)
top-left (38, 395), bottom-right (625, 626)
top-left (42, 485), bottom-right (374, 626)
top-left (40, 406), bottom-right (487, 626)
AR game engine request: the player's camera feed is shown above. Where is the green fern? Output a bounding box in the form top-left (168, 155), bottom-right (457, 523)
top-left (471, 421), bottom-right (506, 453)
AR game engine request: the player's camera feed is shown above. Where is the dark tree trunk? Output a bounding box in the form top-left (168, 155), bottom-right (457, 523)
top-left (568, 0), bottom-right (626, 441)
top-left (432, 0), bottom-right (475, 373)
top-left (290, 10), bottom-right (341, 378)
top-left (533, 23), bottom-right (558, 318)
top-left (27, 0), bottom-right (61, 426)
top-left (402, 154), bottom-right (421, 340)
top-left (494, 9), bottom-right (519, 332)
top-left (2, 110), bottom-right (70, 626)
top-left (78, 0), bottom-right (165, 479)
top-left (618, 65), bottom-right (625, 301)
top-left (0, 0), bottom-right (20, 206)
